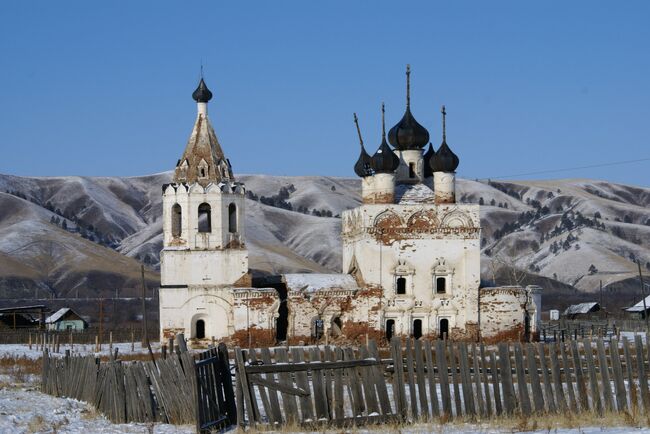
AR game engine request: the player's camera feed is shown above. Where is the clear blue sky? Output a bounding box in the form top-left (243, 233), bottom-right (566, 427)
top-left (1, 1), bottom-right (649, 186)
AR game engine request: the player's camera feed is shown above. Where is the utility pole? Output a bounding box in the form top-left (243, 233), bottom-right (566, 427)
top-left (98, 298), bottom-right (103, 348)
top-left (639, 261), bottom-right (648, 331)
top-left (141, 264), bottom-right (148, 347)
top-left (599, 280), bottom-right (603, 310)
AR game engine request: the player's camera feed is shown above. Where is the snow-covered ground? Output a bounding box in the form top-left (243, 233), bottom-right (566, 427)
top-left (0, 387), bottom-right (194, 433)
top-left (0, 341), bottom-right (160, 360)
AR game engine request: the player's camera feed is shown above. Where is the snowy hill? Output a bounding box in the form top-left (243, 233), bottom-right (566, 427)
top-left (0, 172), bottom-right (648, 304)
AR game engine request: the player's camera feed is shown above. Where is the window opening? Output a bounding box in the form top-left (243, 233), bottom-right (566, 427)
top-left (198, 203), bottom-right (212, 233)
top-left (386, 319), bottom-right (395, 341)
top-left (228, 203), bottom-right (237, 233)
top-left (396, 277), bottom-right (406, 295)
top-left (172, 204), bottom-right (182, 237)
top-left (436, 277), bottom-right (446, 294)
top-left (439, 318), bottom-right (449, 340)
top-left (413, 319), bottom-right (423, 339)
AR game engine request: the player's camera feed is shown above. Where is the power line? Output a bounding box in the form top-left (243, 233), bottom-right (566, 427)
top-left (475, 157), bottom-right (650, 181)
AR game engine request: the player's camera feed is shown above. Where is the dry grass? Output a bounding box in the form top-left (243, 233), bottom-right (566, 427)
top-left (229, 410), bottom-right (650, 433)
top-left (0, 354), bottom-right (41, 384)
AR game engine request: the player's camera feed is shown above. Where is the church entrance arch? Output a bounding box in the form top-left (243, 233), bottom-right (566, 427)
top-left (195, 319), bottom-right (205, 339)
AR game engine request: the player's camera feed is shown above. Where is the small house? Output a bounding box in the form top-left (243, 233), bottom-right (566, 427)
top-left (46, 308), bottom-right (88, 331)
top-left (624, 295), bottom-right (650, 319)
top-left (563, 302), bottom-right (602, 320)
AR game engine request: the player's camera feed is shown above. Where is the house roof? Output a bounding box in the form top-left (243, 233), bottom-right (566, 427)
top-left (624, 295), bottom-right (650, 312)
top-left (46, 308), bottom-right (78, 324)
top-left (283, 273), bottom-right (359, 294)
top-left (563, 302), bottom-right (599, 315)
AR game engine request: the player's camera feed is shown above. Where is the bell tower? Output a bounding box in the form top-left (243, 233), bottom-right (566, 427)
top-left (160, 76), bottom-right (249, 288)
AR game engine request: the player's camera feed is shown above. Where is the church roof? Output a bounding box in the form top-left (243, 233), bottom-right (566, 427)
top-left (395, 183), bottom-right (436, 204)
top-left (284, 273), bottom-right (359, 294)
top-left (174, 78), bottom-right (233, 186)
top-left (388, 65), bottom-right (430, 151)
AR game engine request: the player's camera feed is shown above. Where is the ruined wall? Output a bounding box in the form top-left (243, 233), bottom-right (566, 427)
top-left (479, 286), bottom-right (536, 343)
top-left (362, 173), bottom-right (395, 205)
top-left (341, 202), bottom-right (481, 338)
top-left (230, 288), bottom-right (278, 347)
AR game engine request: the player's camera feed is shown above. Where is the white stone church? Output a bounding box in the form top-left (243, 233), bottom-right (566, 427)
top-left (158, 69), bottom-right (541, 346)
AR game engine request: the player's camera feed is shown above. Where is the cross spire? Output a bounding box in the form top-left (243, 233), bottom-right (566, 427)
top-left (406, 64), bottom-right (411, 108)
top-left (381, 102), bottom-right (386, 139)
top-left (353, 113), bottom-right (364, 148)
top-left (441, 105), bottom-right (447, 143)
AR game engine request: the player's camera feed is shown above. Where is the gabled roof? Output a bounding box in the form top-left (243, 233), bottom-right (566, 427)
top-left (563, 302), bottom-right (600, 315)
top-left (624, 295), bottom-right (650, 312)
top-left (46, 307), bottom-right (83, 324)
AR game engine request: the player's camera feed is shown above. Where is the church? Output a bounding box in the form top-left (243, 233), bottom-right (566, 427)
top-left (158, 68), bottom-right (541, 346)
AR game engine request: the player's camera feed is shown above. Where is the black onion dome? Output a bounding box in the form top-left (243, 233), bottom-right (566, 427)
top-left (192, 78), bottom-right (213, 103)
top-left (371, 137), bottom-right (400, 174)
top-left (387, 108), bottom-right (430, 150)
top-left (431, 140), bottom-right (459, 172)
top-left (354, 145), bottom-right (373, 177)
top-left (423, 143), bottom-right (436, 178)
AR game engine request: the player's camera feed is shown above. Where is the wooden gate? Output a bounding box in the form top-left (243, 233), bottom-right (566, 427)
top-left (195, 343), bottom-right (237, 433)
top-left (234, 341), bottom-right (397, 428)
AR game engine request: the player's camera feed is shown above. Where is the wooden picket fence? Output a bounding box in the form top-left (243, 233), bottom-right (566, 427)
top-left (235, 335), bottom-right (650, 428)
top-left (41, 342), bottom-right (236, 433)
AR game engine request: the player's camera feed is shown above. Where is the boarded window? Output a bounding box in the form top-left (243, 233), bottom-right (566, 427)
top-left (396, 277), bottom-right (406, 295)
top-left (198, 203), bottom-right (212, 233)
top-left (409, 162), bottom-right (415, 178)
top-left (171, 204), bottom-right (182, 237)
top-left (228, 203), bottom-right (237, 233)
top-left (413, 319), bottom-right (423, 339)
top-left (436, 277), bottom-right (446, 294)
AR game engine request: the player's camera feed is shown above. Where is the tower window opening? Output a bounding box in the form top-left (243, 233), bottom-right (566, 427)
top-left (386, 319), bottom-right (395, 341)
top-left (409, 162), bottom-right (415, 178)
top-left (195, 319), bottom-right (205, 339)
top-left (198, 203), bottom-right (212, 233)
top-left (436, 277), bottom-right (446, 294)
top-left (200, 167), bottom-right (206, 177)
top-left (228, 203), bottom-right (237, 233)
top-left (396, 277), bottom-right (406, 295)
top-left (413, 319), bottom-right (423, 339)
top-left (171, 204), bottom-right (182, 237)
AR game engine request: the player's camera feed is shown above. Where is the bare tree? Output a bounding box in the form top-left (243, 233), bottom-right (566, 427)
top-left (494, 253), bottom-right (528, 287)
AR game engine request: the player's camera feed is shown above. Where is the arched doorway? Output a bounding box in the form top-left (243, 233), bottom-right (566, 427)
top-left (413, 319), bottom-right (423, 339)
top-left (439, 318), bottom-right (449, 340)
top-left (330, 316), bottom-right (343, 337)
top-left (195, 319), bottom-right (205, 339)
top-left (386, 319), bottom-right (395, 341)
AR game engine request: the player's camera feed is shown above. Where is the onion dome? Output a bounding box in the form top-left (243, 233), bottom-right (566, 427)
top-left (423, 143), bottom-right (436, 178)
top-left (387, 65), bottom-right (430, 150)
top-left (371, 104), bottom-right (400, 173)
top-left (353, 113), bottom-right (373, 177)
top-left (431, 105), bottom-right (460, 172)
top-left (192, 78), bottom-right (213, 103)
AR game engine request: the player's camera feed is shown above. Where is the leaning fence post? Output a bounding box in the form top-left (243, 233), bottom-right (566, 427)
top-left (218, 342), bottom-right (237, 426)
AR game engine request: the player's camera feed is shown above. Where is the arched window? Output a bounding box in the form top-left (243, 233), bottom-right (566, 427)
top-left (386, 319), bottom-right (395, 341)
top-left (228, 203), bottom-right (237, 233)
top-left (439, 318), bottom-right (449, 340)
top-left (171, 204), bottom-right (182, 237)
top-left (436, 277), bottom-right (446, 294)
top-left (413, 319), bottom-right (423, 339)
top-left (195, 319), bottom-right (205, 339)
top-left (396, 277), bottom-right (406, 295)
top-left (198, 203), bottom-right (212, 233)
top-left (409, 162), bottom-right (416, 178)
